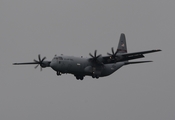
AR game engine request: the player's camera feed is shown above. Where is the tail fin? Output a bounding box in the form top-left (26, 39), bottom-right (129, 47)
top-left (117, 33), bottom-right (127, 53)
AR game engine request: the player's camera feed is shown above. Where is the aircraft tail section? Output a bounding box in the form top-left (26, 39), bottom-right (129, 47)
top-left (117, 33), bottom-right (127, 53)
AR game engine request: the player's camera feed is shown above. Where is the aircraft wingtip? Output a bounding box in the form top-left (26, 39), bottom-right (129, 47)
top-left (153, 49), bottom-right (161, 52)
top-left (13, 63), bottom-right (19, 65)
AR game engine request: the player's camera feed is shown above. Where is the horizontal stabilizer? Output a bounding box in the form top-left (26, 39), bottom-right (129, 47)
top-left (124, 61), bottom-right (152, 65)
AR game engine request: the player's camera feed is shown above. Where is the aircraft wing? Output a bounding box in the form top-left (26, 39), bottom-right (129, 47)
top-left (121, 49), bottom-right (161, 56)
top-left (13, 61), bottom-right (51, 71)
top-left (13, 54), bottom-right (51, 71)
top-left (13, 62), bottom-right (39, 65)
top-left (102, 49), bottom-right (161, 64)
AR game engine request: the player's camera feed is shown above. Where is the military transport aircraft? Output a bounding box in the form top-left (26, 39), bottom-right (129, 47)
top-left (13, 33), bottom-right (161, 80)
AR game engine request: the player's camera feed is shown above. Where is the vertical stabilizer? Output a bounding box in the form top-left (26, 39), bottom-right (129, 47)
top-left (117, 33), bottom-right (127, 53)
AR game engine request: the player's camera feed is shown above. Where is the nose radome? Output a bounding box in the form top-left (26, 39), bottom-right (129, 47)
top-left (50, 59), bottom-right (57, 69)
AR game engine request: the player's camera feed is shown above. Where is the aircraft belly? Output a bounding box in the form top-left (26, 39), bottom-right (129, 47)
top-left (100, 62), bottom-right (124, 77)
top-left (64, 62), bottom-right (86, 75)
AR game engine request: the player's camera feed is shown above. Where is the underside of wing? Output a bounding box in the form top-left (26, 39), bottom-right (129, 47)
top-left (124, 61), bottom-right (153, 65)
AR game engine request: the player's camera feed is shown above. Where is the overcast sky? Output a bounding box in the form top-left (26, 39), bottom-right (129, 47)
top-left (0, 0), bottom-right (175, 120)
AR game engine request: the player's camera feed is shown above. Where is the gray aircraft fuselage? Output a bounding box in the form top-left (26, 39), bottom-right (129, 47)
top-left (50, 55), bottom-right (124, 78)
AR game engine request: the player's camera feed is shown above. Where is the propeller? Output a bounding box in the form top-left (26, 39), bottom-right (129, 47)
top-left (89, 50), bottom-right (102, 62)
top-left (89, 50), bottom-right (101, 60)
top-left (33, 54), bottom-right (46, 71)
top-left (107, 47), bottom-right (118, 60)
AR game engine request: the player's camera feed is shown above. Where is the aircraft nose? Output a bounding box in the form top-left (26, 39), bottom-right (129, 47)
top-left (50, 58), bottom-right (57, 70)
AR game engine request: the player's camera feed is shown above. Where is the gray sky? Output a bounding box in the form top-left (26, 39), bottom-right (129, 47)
top-left (0, 0), bottom-right (175, 120)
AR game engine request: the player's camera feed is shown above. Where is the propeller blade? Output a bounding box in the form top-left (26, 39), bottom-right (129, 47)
top-left (111, 47), bottom-right (115, 54)
top-left (107, 53), bottom-right (112, 56)
top-left (96, 54), bottom-right (101, 58)
top-left (38, 54), bottom-right (41, 61)
top-left (114, 49), bottom-right (118, 55)
top-left (94, 50), bottom-right (97, 57)
top-left (89, 53), bottom-right (94, 58)
top-left (35, 64), bottom-right (39, 69)
top-left (41, 57), bottom-right (46, 62)
top-left (34, 59), bottom-right (39, 63)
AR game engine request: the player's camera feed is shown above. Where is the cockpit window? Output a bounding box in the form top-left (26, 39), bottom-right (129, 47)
top-left (54, 56), bottom-right (63, 60)
top-left (58, 57), bottom-right (63, 60)
top-left (56, 57), bottom-right (63, 60)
